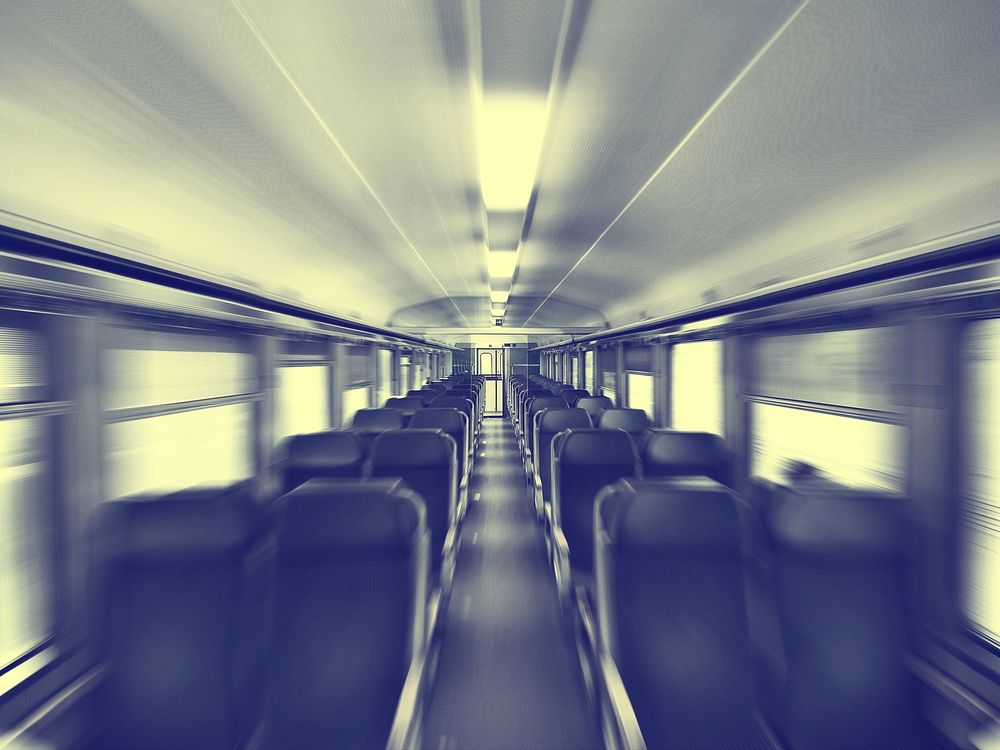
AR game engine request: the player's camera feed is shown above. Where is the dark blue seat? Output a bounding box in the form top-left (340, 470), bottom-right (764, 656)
top-left (551, 428), bottom-right (638, 594)
top-left (409, 407), bottom-right (470, 484)
top-left (594, 478), bottom-right (772, 749)
top-left (532, 408), bottom-right (593, 518)
top-left (524, 395), bottom-right (567, 460)
top-left (351, 407), bottom-right (405, 436)
top-left (764, 484), bottom-right (940, 749)
top-left (639, 429), bottom-right (728, 484)
top-left (89, 485), bottom-right (264, 750)
top-left (385, 396), bottom-right (425, 423)
top-left (368, 429), bottom-right (457, 579)
top-left (559, 388), bottom-right (590, 406)
top-left (279, 429), bottom-right (368, 492)
top-left (262, 479), bottom-right (427, 750)
top-left (598, 408), bottom-right (651, 437)
top-left (576, 396), bottom-right (614, 422)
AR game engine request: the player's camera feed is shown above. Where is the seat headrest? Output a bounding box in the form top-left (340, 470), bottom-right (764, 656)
top-left (556, 428), bottom-right (637, 468)
top-left (537, 408), bottom-right (593, 433)
top-left (385, 397), bottom-right (424, 415)
top-left (408, 407), bottom-right (467, 433)
top-left (598, 408), bottom-right (651, 434)
top-left (431, 396), bottom-right (474, 411)
top-left (641, 430), bottom-right (723, 478)
top-left (577, 396), bottom-right (614, 413)
top-left (91, 484), bottom-right (259, 561)
top-left (598, 478), bottom-right (742, 556)
top-left (277, 479), bottom-right (424, 552)
top-left (528, 396), bottom-right (565, 412)
top-left (766, 485), bottom-right (911, 560)
top-left (560, 389), bottom-right (590, 406)
top-left (286, 430), bottom-right (367, 469)
top-left (351, 408), bottom-right (404, 432)
top-left (370, 429), bottom-right (456, 468)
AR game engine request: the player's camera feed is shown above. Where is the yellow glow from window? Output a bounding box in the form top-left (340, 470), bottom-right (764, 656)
top-left (478, 93), bottom-right (547, 211)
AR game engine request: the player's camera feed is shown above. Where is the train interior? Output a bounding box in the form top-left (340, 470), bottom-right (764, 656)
top-left (1, 1), bottom-right (1000, 748)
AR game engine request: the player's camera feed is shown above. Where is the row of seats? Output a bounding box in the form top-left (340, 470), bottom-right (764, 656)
top-left (89, 479), bottom-right (428, 750)
top-left (85, 372), bottom-right (487, 750)
top-left (593, 477), bottom-right (938, 750)
top-left (511, 374), bottom-right (937, 749)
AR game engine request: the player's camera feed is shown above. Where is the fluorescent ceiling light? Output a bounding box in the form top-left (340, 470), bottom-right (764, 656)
top-left (478, 93), bottom-right (547, 211)
top-left (491, 302), bottom-right (506, 316)
top-left (490, 289), bottom-right (510, 304)
top-left (487, 250), bottom-right (518, 279)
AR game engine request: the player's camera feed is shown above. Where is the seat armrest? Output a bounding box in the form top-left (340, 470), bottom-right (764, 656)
top-left (385, 641), bottom-right (430, 750)
top-left (551, 523), bottom-right (572, 604)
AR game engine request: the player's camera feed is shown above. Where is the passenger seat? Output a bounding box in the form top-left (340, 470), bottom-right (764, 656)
top-left (277, 429), bottom-right (368, 492)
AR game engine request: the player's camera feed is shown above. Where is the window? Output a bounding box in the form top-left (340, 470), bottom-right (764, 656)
top-left (750, 328), bottom-right (904, 491)
top-left (962, 320), bottom-right (1000, 645)
top-left (342, 385), bottom-right (370, 426)
top-left (750, 404), bottom-right (903, 491)
top-left (0, 323), bottom-right (56, 670)
top-left (377, 349), bottom-right (393, 407)
top-left (671, 340), bottom-right (723, 434)
top-left (103, 328), bottom-right (256, 499)
top-left (274, 365), bottom-right (329, 442)
top-left (585, 351), bottom-right (595, 394)
top-left (626, 372), bottom-right (655, 420)
top-left (571, 356), bottom-right (579, 387)
top-left (399, 354), bottom-right (411, 395)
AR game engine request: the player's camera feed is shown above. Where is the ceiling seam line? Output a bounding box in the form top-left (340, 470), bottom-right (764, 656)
top-left (523, 0), bottom-right (813, 326)
top-left (228, 0), bottom-right (470, 326)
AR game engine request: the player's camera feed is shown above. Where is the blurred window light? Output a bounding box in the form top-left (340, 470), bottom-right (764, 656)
top-left (750, 403), bottom-right (904, 491)
top-left (626, 372), bottom-right (655, 420)
top-left (342, 385), bottom-right (370, 427)
top-left (377, 349), bottom-right (393, 407)
top-left (478, 93), bottom-right (547, 211)
top-left (107, 403), bottom-right (253, 500)
top-left (963, 320), bottom-right (1000, 647)
top-left (399, 354), bottom-right (411, 395)
top-left (585, 350), bottom-right (595, 394)
top-left (0, 327), bottom-right (48, 405)
top-left (104, 329), bottom-right (254, 411)
top-left (487, 251), bottom-right (518, 280)
top-left (0, 417), bottom-right (54, 670)
top-left (570, 356), bottom-right (579, 387)
top-left (274, 365), bottom-right (329, 443)
top-left (671, 340), bottom-right (724, 435)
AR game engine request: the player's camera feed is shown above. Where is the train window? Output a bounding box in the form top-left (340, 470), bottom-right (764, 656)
top-left (598, 349), bottom-right (617, 405)
top-left (1, 325), bottom-right (56, 673)
top-left (400, 354), bottom-right (411, 394)
top-left (274, 365), bottom-right (329, 442)
top-left (962, 320), bottom-right (1000, 646)
top-left (103, 328), bottom-right (257, 499)
top-left (585, 350), bottom-right (595, 394)
top-left (750, 327), bottom-right (904, 491)
top-left (342, 385), bottom-right (370, 426)
top-left (571, 356), bottom-right (579, 387)
top-left (670, 340), bottom-right (723, 435)
top-left (107, 403), bottom-right (254, 499)
top-left (751, 404), bottom-right (903, 491)
top-left (625, 372), bottom-right (655, 420)
top-left (377, 349), bottom-right (393, 407)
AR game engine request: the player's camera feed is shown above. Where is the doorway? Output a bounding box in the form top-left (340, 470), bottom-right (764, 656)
top-left (475, 348), bottom-right (505, 416)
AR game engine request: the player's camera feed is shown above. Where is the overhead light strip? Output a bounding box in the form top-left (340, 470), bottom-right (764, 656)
top-left (523, 0), bottom-right (814, 325)
top-left (229, 0), bottom-right (470, 326)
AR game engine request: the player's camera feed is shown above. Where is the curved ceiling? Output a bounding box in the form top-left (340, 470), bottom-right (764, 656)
top-left (1, 0), bottom-right (998, 331)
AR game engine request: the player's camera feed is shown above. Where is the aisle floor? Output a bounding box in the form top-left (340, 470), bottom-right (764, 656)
top-left (423, 418), bottom-right (602, 750)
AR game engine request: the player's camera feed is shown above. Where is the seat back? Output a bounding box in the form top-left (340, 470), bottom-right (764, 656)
top-left (553, 429), bottom-right (638, 584)
top-left (368, 429), bottom-right (457, 576)
top-left (576, 396), bottom-right (614, 422)
top-left (519, 388), bottom-right (550, 438)
top-left (90, 486), bottom-right (262, 750)
top-left (385, 396), bottom-right (424, 422)
top-left (595, 478), bottom-right (764, 749)
top-left (534, 409), bottom-right (593, 510)
top-left (560, 388), bottom-right (590, 406)
top-left (640, 429), bottom-right (727, 483)
top-left (525, 396), bottom-right (567, 457)
top-left (280, 430), bottom-right (368, 492)
top-left (265, 479), bottom-right (427, 750)
top-left (598, 408), bottom-right (651, 436)
top-left (429, 397), bottom-right (475, 451)
top-left (407, 389), bottom-right (438, 406)
top-left (764, 485), bottom-right (925, 749)
top-left (351, 408), bottom-right (404, 436)
top-left (409, 407), bottom-right (469, 480)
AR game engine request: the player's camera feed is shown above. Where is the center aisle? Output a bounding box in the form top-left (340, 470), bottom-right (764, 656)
top-left (424, 418), bottom-right (602, 750)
